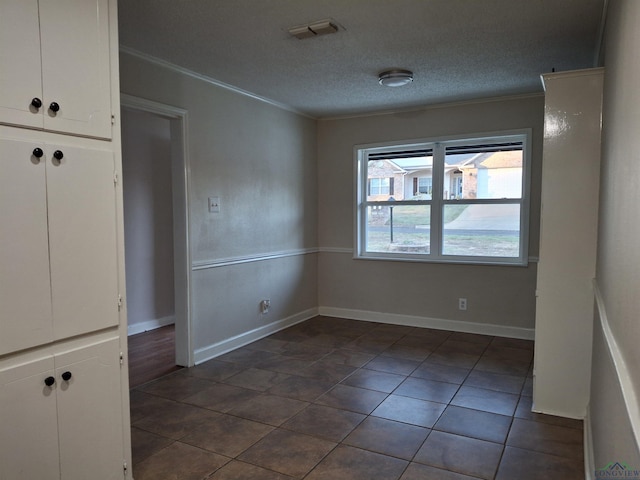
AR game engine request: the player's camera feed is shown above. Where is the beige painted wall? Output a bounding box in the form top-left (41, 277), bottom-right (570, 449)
top-left (122, 108), bottom-right (175, 332)
top-left (590, 0), bottom-right (640, 469)
top-left (317, 96), bottom-right (544, 330)
top-left (119, 51), bottom-right (318, 357)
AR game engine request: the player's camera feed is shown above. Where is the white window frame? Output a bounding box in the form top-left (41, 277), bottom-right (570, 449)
top-left (354, 129), bottom-right (532, 266)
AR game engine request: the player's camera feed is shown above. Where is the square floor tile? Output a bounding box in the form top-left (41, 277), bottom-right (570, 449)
top-left (180, 413), bottom-right (274, 457)
top-left (426, 350), bottom-right (480, 369)
top-left (129, 390), bottom-right (177, 424)
top-left (182, 383), bottom-right (260, 413)
top-left (298, 360), bottom-right (358, 383)
top-left (256, 356), bottom-right (317, 375)
top-left (450, 385), bottom-right (518, 416)
top-left (463, 369), bottom-right (525, 394)
top-left (414, 431), bottom-right (503, 479)
top-left (282, 404), bottom-right (365, 442)
top-left (137, 374), bottom-right (215, 401)
top-left (133, 441), bottom-right (229, 480)
top-left (182, 360), bottom-right (244, 382)
top-left (411, 362), bottom-right (471, 384)
top-left (515, 396), bottom-right (584, 429)
top-left (341, 368), bottom-right (406, 393)
top-left (267, 375), bottom-right (335, 401)
top-left (131, 427), bottom-right (174, 465)
top-left (381, 343), bottom-right (432, 361)
top-left (245, 337), bottom-right (290, 354)
top-left (305, 445), bottom-right (408, 480)
top-left (343, 416), bottom-right (429, 460)
top-left (371, 394), bottom-right (446, 428)
top-left (496, 446), bottom-right (584, 480)
top-left (282, 342), bottom-right (334, 361)
top-left (434, 405), bottom-right (512, 444)
top-left (237, 429), bottom-right (335, 478)
top-left (229, 394), bottom-right (308, 426)
top-left (133, 401), bottom-right (219, 440)
top-left (448, 332), bottom-right (494, 346)
top-left (223, 368), bottom-right (291, 392)
top-left (437, 339), bottom-right (488, 356)
top-left (400, 462), bottom-right (480, 480)
top-left (506, 418), bottom-right (584, 460)
top-left (315, 384), bottom-right (388, 414)
top-left (217, 348), bottom-right (280, 367)
top-left (208, 460), bottom-right (294, 479)
top-left (364, 356), bottom-right (421, 375)
top-left (322, 349), bottom-right (376, 367)
top-left (393, 377), bottom-right (459, 404)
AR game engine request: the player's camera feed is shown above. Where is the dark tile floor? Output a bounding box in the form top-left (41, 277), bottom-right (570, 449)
top-left (130, 316), bottom-right (585, 480)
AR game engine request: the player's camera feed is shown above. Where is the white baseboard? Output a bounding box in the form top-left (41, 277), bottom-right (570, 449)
top-left (584, 404), bottom-right (595, 480)
top-left (318, 306), bottom-right (535, 340)
top-left (127, 315), bottom-right (176, 336)
top-left (193, 308), bottom-right (319, 365)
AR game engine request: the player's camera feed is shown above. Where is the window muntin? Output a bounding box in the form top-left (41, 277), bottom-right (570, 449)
top-left (356, 132), bottom-right (530, 265)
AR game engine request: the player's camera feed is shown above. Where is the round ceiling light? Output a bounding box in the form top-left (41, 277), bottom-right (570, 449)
top-left (378, 69), bottom-right (413, 87)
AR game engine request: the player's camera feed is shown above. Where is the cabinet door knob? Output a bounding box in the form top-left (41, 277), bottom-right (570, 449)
top-left (31, 97), bottom-right (42, 109)
top-left (49, 102), bottom-right (60, 113)
top-left (44, 376), bottom-right (55, 387)
top-left (61, 371), bottom-right (72, 381)
top-left (53, 150), bottom-right (64, 161)
top-left (32, 148), bottom-right (44, 158)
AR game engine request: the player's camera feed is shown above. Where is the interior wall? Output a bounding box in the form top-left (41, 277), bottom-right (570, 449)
top-left (590, 0), bottom-right (640, 469)
top-left (119, 51), bottom-right (318, 362)
top-left (317, 96), bottom-right (544, 332)
top-left (122, 108), bottom-right (175, 334)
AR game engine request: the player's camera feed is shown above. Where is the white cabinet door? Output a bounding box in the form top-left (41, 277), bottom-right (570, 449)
top-left (0, 0), bottom-right (112, 139)
top-left (0, 355), bottom-right (60, 480)
top-left (56, 338), bottom-right (124, 480)
top-left (39, 0), bottom-right (112, 139)
top-left (0, 136), bottom-right (119, 354)
top-left (0, 0), bottom-right (44, 130)
top-left (46, 142), bottom-right (119, 341)
top-left (0, 137), bottom-right (53, 355)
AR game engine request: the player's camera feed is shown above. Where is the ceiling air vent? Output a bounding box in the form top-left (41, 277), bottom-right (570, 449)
top-left (288, 19), bottom-right (338, 39)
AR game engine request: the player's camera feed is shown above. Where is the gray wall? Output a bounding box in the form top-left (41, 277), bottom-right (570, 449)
top-left (119, 51), bottom-right (318, 361)
top-left (122, 108), bottom-right (175, 333)
top-left (317, 96), bottom-right (544, 332)
top-left (590, 0), bottom-right (640, 469)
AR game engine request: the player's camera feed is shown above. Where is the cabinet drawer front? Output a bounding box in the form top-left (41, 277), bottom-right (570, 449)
top-left (47, 143), bottom-right (119, 340)
top-left (0, 137), bottom-right (54, 354)
top-left (0, 355), bottom-right (60, 480)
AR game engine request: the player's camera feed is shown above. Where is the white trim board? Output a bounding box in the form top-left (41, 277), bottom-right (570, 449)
top-left (318, 307), bottom-right (535, 340)
top-left (127, 315), bottom-right (175, 336)
top-left (584, 404), bottom-right (595, 480)
top-left (593, 280), bottom-right (640, 454)
top-left (193, 308), bottom-right (318, 365)
top-left (192, 248), bottom-right (318, 271)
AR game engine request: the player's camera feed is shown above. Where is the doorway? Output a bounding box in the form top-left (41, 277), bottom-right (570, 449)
top-left (120, 95), bottom-right (192, 375)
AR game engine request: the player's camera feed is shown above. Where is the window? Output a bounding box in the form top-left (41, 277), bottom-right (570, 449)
top-left (355, 131), bottom-right (531, 265)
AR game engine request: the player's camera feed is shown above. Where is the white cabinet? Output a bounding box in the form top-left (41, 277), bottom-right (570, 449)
top-left (0, 337), bottom-right (125, 480)
top-left (0, 0), bottom-right (112, 139)
top-left (0, 134), bottom-right (119, 355)
top-left (533, 68), bottom-right (604, 418)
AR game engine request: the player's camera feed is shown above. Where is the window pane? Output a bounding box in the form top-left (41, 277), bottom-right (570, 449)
top-left (366, 204), bottom-right (430, 253)
top-left (368, 156), bottom-right (432, 201)
top-left (444, 149), bottom-right (523, 200)
top-left (442, 204), bottom-right (520, 257)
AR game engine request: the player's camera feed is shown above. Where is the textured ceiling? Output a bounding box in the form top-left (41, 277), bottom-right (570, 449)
top-left (117, 0), bottom-right (606, 118)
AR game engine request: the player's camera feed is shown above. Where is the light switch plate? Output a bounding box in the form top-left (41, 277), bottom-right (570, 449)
top-left (208, 196), bottom-right (220, 213)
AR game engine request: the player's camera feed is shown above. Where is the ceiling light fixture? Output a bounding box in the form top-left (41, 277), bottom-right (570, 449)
top-left (378, 69), bottom-right (414, 87)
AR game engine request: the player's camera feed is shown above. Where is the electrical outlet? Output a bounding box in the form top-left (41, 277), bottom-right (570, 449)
top-left (260, 299), bottom-right (271, 314)
top-left (458, 298), bottom-right (467, 311)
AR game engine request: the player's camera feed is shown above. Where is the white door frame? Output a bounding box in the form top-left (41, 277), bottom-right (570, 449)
top-left (120, 94), bottom-right (193, 366)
